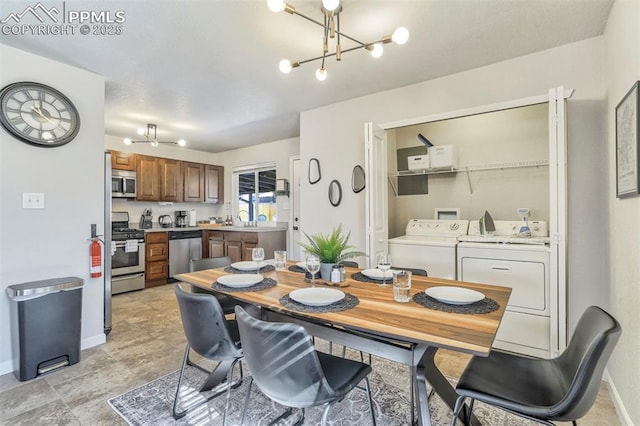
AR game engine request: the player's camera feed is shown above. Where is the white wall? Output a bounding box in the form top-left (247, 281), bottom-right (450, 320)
top-left (604, 0), bottom-right (640, 423)
top-left (300, 37), bottom-right (606, 338)
top-left (0, 44), bottom-right (105, 374)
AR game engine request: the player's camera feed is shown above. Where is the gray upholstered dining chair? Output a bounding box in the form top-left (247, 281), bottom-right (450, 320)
top-left (451, 305), bottom-right (621, 426)
top-left (173, 284), bottom-right (243, 424)
top-left (234, 306), bottom-right (377, 426)
top-left (391, 266), bottom-right (428, 276)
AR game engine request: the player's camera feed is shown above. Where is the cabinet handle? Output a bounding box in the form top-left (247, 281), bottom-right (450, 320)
top-left (491, 265), bottom-right (510, 271)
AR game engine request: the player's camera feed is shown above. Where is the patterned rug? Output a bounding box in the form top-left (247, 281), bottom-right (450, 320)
top-left (108, 352), bottom-right (534, 426)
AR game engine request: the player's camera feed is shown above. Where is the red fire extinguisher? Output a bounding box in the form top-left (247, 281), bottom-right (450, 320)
top-left (90, 238), bottom-right (102, 278)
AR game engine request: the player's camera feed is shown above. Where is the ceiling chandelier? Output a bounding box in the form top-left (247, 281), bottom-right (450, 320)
top-left (123, 123), bottom-right (186, 147)
top-left (267, 0), bottom-right (409, 81)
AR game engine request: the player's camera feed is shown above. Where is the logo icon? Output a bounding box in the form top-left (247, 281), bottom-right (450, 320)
top-left (1, 2), bottom-right (59, 24)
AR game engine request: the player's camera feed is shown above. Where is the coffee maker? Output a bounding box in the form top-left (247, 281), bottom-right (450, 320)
top-left (175, 210), bottom-right (188, 227)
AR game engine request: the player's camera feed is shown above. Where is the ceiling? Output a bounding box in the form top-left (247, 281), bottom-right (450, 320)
top-left (0, 0), bottom-right (613, 153)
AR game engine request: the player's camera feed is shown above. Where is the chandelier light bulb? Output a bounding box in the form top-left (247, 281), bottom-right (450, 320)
top-left (392, 27), bottom-right (410, 45)
top-left (136, 127), bottom-right (146, 136)
top-left (267, 0), bottom-right (286, 12)
top-left (123, 138), bottom-right (132, 145)
top-left (370, 43), bottom-right (384, 58)
top-left (177, 139), bottom-right (186, 147)
top-left (315, 67), bottom-right (328, 81)
top-left (151, 140), bottom-right (159, 147)
top-left (321, 0), bottom-right (340, 12)
top-left (279, 59), bottom-right (293, 73)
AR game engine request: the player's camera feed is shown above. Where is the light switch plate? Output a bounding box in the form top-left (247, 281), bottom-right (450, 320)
top-left (23, 193), bottom-right (45, 209)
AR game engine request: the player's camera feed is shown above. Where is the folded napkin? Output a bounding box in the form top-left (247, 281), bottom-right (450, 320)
top-left (125, 239), bottom-right (138, 253)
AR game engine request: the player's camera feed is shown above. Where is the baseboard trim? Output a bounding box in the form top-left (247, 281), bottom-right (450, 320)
top-left (604, 369), bottom-right (635, 426)
top-left (0, 334), bottom-right (106, 377)
top-left (81, 333), bottom-right (106, 350)
top-left (0, 360), bottom-right (13, 376)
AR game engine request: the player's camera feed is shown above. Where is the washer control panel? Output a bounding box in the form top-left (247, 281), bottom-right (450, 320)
top-left (405, 219), bottom-right (469, 237)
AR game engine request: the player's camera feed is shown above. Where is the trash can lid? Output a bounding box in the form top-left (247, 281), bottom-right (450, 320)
top-left (6, 276), bottom-right (83, 298)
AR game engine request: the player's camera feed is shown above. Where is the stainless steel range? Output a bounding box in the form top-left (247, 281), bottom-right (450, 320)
top-left (111, 212), bottom-right (145, 295)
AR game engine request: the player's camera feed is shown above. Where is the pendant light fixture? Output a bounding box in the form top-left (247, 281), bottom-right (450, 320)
top-left (268, 0), bottom-right (409, 81)
top-left (123, 123), bottom-right (186, 147)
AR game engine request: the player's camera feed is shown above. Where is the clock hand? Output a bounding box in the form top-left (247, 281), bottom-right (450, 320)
top-left (30, 104), bottom-right (61, 128)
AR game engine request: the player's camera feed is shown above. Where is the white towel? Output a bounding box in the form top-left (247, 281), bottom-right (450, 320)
top-left (111, 241), bottom-right (117, 256)
top-left (125, 239), bottom-right (138, 253)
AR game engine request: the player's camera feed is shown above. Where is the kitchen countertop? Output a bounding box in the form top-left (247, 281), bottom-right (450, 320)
top-left (141, 225), bottom-right (287, 233)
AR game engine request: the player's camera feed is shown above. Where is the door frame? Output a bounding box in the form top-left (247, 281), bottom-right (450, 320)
top-left (288, 155), bottom-right (301, 260)
top-left (369, 88), bottom-right (572, 351)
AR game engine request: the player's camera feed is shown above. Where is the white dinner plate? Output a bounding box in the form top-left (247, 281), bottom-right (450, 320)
top-left (296, 261), bottom-right (307, 269)
top-left (289, 288), bottom-right (345, 306)
top-left (425, 286), bottom-right (485, 305)
top-left (217, 274), bottom-right (263, 288)
top-left (231, 261), bottom-right (268, 271)
top-left (361, 268), bottom-right (394, 280)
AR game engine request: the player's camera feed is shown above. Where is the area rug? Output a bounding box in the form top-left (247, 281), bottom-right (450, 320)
top-left (108, 355), bottom-right (535, 426)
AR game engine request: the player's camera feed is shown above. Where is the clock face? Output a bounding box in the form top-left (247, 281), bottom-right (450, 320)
top-left (0, 82), bottom-right (81, 147)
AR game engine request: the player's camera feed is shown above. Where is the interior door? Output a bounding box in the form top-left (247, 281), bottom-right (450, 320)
top-left (289, 156), bottom-right (302, 260)
top-left (548, 86), bottom-right (568, 354)
top-left (365, 122), bottom-right (389, 268)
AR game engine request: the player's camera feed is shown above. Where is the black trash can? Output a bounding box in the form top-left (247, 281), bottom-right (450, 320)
top-left (6, 277), bottom-right (83, 381)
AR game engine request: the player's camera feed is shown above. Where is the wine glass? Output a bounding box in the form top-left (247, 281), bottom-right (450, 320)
top-left (305, 254), bottom-right (321, 286)
top-left (252, 247), bottom-right (265, 275)
top-left (377, 253), bottom-right (392, 287)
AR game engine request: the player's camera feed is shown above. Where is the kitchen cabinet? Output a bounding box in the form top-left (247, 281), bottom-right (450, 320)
top-left (110, 150), bottom-right (136, 171)
top-left (183, 162), bottom-right (205, 202)
top-left (134, 153), bottom-right (223, 203)
top-left (204, 229), bottom-right (286, 263)
top-left (159, 158), bottom-right (183, 202)
top-left (145, 231), bottom-right (168, 287)
top-left (224, 232), bottom-right (243, 263)
top-left (136, 155), bottom-right (160, 201)
top-left (205, 165), bottom-right (224, 204)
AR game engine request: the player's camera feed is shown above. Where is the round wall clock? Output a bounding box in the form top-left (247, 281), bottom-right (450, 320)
top-left (0, 81), bottom-right (81, 147)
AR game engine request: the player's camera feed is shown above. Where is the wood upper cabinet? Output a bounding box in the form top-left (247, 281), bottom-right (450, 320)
top-left (135, 153), bottom-right (223, 203)
top-left (183, 162), bottom-right (205, 202)
top-left (136, 155), bottom-right (160, 201)
top-left (110, 150), bottom-right (136, 171)
top-left (159, 158), bottom-right (183, 202)
top-left (205, 165), bottom-right (224, 204)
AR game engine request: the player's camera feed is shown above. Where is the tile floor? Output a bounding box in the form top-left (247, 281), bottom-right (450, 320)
top-left (0, 284), bottom-right (622, 425)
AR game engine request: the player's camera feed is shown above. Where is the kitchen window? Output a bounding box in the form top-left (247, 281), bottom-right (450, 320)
top-left (233, 163), bottom-right (277, 223)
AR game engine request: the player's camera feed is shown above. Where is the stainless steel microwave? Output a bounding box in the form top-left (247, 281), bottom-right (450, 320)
top-left (112, 170), bottom-right (136, 198)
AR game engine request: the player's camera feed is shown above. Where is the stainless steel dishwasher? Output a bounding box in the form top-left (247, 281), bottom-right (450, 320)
top-left (168, 230), bottom-right (203, 280)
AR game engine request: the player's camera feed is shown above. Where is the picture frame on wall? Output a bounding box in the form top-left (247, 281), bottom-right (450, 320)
top-left (616, 81), bottom-right (640, 198)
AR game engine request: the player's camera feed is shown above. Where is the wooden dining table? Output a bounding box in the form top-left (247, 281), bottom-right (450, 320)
top-left (175, 263), bottom-right (511, 426)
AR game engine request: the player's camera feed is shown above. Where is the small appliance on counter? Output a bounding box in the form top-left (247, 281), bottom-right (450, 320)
top-left (189, 209), bottom-right (196, 227)
top-left (159, 215), bottom-right (173, 228)
top-left (175, 210), bottom-right (188, 227)
top-left (139, 208), bottom-right (153, 229)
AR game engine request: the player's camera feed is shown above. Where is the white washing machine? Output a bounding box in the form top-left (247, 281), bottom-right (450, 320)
top-left (388, 219), bottom-right (469, 280)
top-left (457, 220), bottom-right (559, 358)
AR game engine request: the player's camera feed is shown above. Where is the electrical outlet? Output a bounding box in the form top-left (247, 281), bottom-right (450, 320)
top-left (22, 193), bottom-right (45, 209)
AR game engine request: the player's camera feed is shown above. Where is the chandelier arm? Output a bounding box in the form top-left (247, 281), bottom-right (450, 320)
top-left (297, 43), bottom-right (368, 65)
top-left (292, 9), bottom-right (367, 47)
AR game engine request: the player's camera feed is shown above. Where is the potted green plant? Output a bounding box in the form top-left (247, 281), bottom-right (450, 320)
top-left (297, 225), bottom-right (366, 280)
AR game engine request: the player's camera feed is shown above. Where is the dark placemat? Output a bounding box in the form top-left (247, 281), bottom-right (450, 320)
top-left (212, 277), bottom-right (277, 293)
top-left (279, 292), bottom-right (359, 313)
top-left (288, 265), bottom-right (307, 273)
top-left (224, 264), bottom-right (275, 274)
top-left (350, 272), bottom-right (392, 285)
top-left (412, 292), bottom-right (499, 314)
